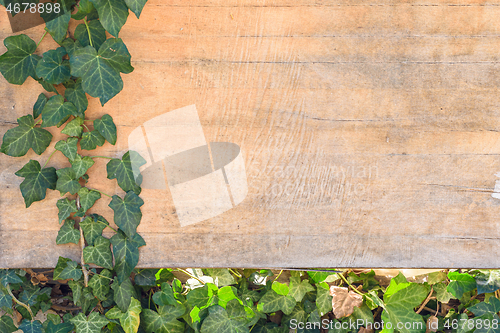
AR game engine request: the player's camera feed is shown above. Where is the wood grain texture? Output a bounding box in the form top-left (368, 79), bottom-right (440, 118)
top-left (2, 0), bottom-right (500, 268)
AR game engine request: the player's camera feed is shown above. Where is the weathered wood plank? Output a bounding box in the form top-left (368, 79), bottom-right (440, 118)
top-left (2, 1), bottom-right (500, 268)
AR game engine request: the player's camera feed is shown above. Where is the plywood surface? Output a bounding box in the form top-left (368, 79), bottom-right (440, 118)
top-left (2, 0), bottom-right (500, 268)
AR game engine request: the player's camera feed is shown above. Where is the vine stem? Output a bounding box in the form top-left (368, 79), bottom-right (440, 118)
top-left (176, 269), bottom-right (206, 285)
top-left (82, 123), bottom-right (90, 132)
top-left (272, 270), bottom-right (284, 283)
top-left (93, 216), bottom-right (118, 232)
top-left (83, 18), bottom-right (93, 47)
top-left (36, 30), bottom-right (47, 49)
top-left (6, 284), bottom-right (34, 319)
top-left (416, 286), bottom-right (434, 314)
top-left (92, 189), bottom-right (113, 198)
top-left (90, 156), bottom-right (114, 160)
top-left (229, 268), bottom-right (242, 278)
top-left (34, 118), bottom-right (42, 126)
top-left (43, 150), bottom-right (57, 168)
top-left (77, 196), bottom-right (89, 288)
top-left (337, 272), bottom-right (364, 296)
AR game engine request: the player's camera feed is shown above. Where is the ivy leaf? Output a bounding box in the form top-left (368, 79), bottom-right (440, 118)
top-left (88, 269), bottom-right (112, 301)
top-left (0, 269), bottom-right (23, 286)
top-left (62, 38), bottom-right (84, 58)
top-left (69, 282), bottom-right (98, 314)
top-left (141, 305), bottom-right (186, 333)
top-left (109, 192), bottom-right (144, 238)
top-left (271, 282), bottom-right (289, 296)
top-left (288, 277), bottom-right (314, 303)
top-left (0, 288), bottom-right (13, 308)
top-left (475, 271), bottom-right (500, 294)
top-left (98, 38), bottom-right (133, 74)
top-left (71, 155), bottom-right (95, 179)
top-left (0, 115), bottom-right (52, 157)
top-left (80, 214), bottom-right (109, 246)
top-left (70, 40), bottom-right (130, 105)
top-left (15, 160), bottom-right (57, 207)
top-left (134, 269), bottom-right (157, 287)
top-left (78, 187), bottom-right (101, 212)
top-left (206, 269), bottom-right (236, 287)
top-left (33, 93), bottom-right (47, 119)
top-left (152, 282), bottom-right (176, 306)
top-left (0, 34), bottom-right (41, 84)
top-left (94, 114), bottom-right (117, 145)
top-left (44, 11), bottom-right (71, 44)
top-left (41, 95), bottom-right (78, 128)
top-left (256, 290), bottom-right (296, 315)
top-left (18, 319), bottom-right (43, 333)
top-left (74, 20), bottom-right (106, 51)
top-left (330, 286), bottom-right (363, 318)
top-left (70, 312), bottom-right (109, 333)
top-left (107, 151), bottom-right (146, 195)
top-left (89, 0), bottom-right (129, 37)
top-left (56, 219), bottom-right (81, 245)
top-left (65, 79), bottom-right (88, 115)
top-left (0, 315), bottom-right (17, 333)
top-left (62, 117), bottom-right (84, 137)
top-left (56, 167), bottom-right (82, 195)
top-left (35, 48), bottom-right (71, 84)
top-left (187, 284), bottom-right (214, 308)
top-left (433, 282), bottom-right (454, 303)
top-left (55, 137), bottom-right (79, 161)
top-left (110, 231), bottom-right (145, 284)
top-left (124, 0), bottom-right (147, 18)
top-left (57, 198), bottom-right (77, 224)
top-left (200, 305), bottom-right (249, 333)
top-left (383, 283), bottom-right (429, 333)
top-left (112, 278), bottom-right (138, 312)
top-left (53, 257), bottom-right (82, 281)
top-left (80, 130), bottom-right (105, 150)
top-left (72, 0), bottom-right (95, 20)
top-left (447, 271), bottom-right (477, 299)
top-left (45, 321), bottom-right (74, 333)
top-left (106, 298), bottom-right (142, 333)
top-left (83, 236), bottom-right (113, 269)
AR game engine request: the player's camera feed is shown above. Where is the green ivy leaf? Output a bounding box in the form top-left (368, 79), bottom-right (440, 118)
top-left (0, 115), bottom-right (52, 157)
top-left (70, 312), bottom-right (109, 333)
top-left (72, 0), bottom-right (94, 20)
top-left (56, 219), bottom-right (81, 245)
top-left (65, 79), bottom-right (88, 115)
top-left (288, 277), bottom-right (314, 303)
top-left (94, 114), bottom-right (117, 145)
top-left (70, 39), bottom-right (131, 105)
top-left (80, 214), bottom-right (108, 246)
top-left (206, 269), bottom-right (236, 287)
top-left (107, 151), bottom-right (146, 195)
top-left (0, 315), bottom-right (17, 333)
top-left (271, 282), bottom-right (289, 296)
top-left (41, 95), bottom-right (78, 128)
top-left (124, 0), bottom-right (147, 18)
top-left (88, 269), bottom-right (112, 301)
top-left (134, 269), bottom-right (157, 287)
top-left (83, 236), bottom-right (113, 269)
top-left (56, 198), bottom-right (78, 224)
top-left (0, 288), bottom-right (13, 308)
top-left (0, 34), bottom-right (41, 84)
top-left (109, 192), bottom-right (144, 237)
top-left (433, 282), bottom-right (454, 303)
top-left (15, 160), bottom-right (57, 207)
top-left (80, 130), bottom-right (105, 150)
top-left (69, 282), bottom-right (98, 314)
top-left (0, 269), bottom-right (23, 286)
top-left (110, 231), bottom-right (145, 284)
top-left (141, 304), bottom-right (186, 333)
top-left (55, 137), bottom-right (79, 161)
top-left (89, 0), bottom-right (129, 37)
top-left (187, 284), bottom-right (214, 308)
top-left (200, 305), bottom-right (249, 333)
top-left (447, 271), bottom-right (477, 299)
top-left (476, 271), bottom-right (500, 294)
top-left (56, 167), bottom-right (82, 195)
top-left (98, 38), bottom-right (133, 74)
top-left (53, 257), bottom-right (82, 281)
top-left (45, 321), bottom-right (74, 333)
top-left (256, 290), bottom-right (296, 315)
top-left (468, 297), bottom-right (500, 316)
top-left (112, 278), bottom-right (138, 312)
top-left (62, 117), bottom-right (84, 137)
top-left (74, 20), bottom-right (106, 51)
top-left (106, 298), bottom-right (142, 333)
top-left (78, 187), bottom-right (101, 212)
top-left (18, 319), bottom-right (43, 333)
top-left (153, 282), bottom-right (176, 306)
top-left (44, 11), bottom-right (71, 44)
top-left (383, 283), bottom-right (429, 333)
top-left (62, 38), bottom-right (84, 58)
top-left (71, 154), bottom-right (95, 179)
top-left (35, 47), bottom-right (71, 84)
top-left (33, 93), bottom-right (47, 119)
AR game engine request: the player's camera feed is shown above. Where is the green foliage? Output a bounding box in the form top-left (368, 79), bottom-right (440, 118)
top-left (15, 160), bottom-right (57, 207)
top-left (56, 219), bottom-right (81, 245)
top-left (107, 151), bottom-right (145, 194)
top-left (70, 312), bottom-right (109, 333)
top-left (41, 95), bottom-right (78, 128)
top-left (109, 192), bottom-right (144, 238)
top-left (448, 271), bottom-right (477, 299)
top-left (0, 34), bottom-right (40, 84)
top-left (1, 115), bottom-right (52, 157)
top-left (35, 48), bottom-right (71, 85)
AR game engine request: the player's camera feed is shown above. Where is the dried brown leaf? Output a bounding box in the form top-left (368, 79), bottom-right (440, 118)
top-left (329, 286), bottom-right (363, 318)
top-left (359, 327), bottom-right (374, 333)
top-left (426, 315), bottom-right (439, 333)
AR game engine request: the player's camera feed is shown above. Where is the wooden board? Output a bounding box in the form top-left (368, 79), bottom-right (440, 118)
top-left (2, 0), bottom-right (500, 268)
